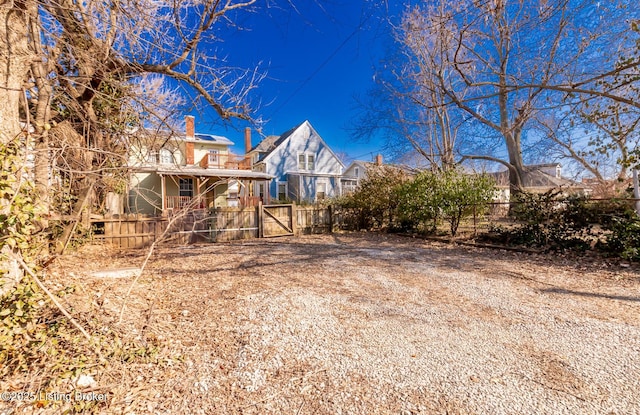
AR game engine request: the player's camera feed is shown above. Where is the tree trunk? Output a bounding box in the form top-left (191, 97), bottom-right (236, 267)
top-left (55, 181), bottom-right (94, 254)
top-left (28, 1), bottom-right (52, 234)
top-left (0, 0), bottom-right (33, 297)
top-left (0, 0), bottom-right (30, 143)
top-left (505, 131), bottom-right (526, 194)
top-left (633, 169), bottom-right (640, 217)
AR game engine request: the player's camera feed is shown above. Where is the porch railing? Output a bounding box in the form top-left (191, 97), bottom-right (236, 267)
top-left (165, 196), bottom-right (205, 210)
top-left (165, 195), bottom-right (261, 211)
top-left (199, 153), bottom-right (251, 170)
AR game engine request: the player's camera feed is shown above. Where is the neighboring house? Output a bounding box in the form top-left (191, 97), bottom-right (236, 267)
top-left (341, 156), bottom-right (382, 195)
top-left (488, 163), bottom-right (589, 201)
top-left (341, 155), bottom-right (417, 195)
top-left (247, 120), bottom-right (345, 203)
top-left (128, 116), bottom-right (272, 216)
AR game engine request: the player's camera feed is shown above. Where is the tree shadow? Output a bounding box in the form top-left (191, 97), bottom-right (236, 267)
top-left (540, 287), bottom-right (640, 303)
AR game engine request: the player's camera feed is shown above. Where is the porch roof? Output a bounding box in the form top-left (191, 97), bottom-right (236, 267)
top-left (150, 166), bottom-right (273, 180)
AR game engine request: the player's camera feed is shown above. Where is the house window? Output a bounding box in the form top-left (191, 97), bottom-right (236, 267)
top-left (307, 154), bottom-right (315, 171)
top-left (209, 149), bottom-right (219, 166)
top-left (354, 167), bottom-right (359, 177)
top-left (297, 153), bottom-right (315, 171)
top-left (179, 178), bottom-right (193, 197)
top-left (147, 150), bottom-right (159, 164)
top-left (277, 182), bottom-right (288, 201)
top-left (317, 181), bottom-right (327, 200)
top-left (258, 183), bottom-right (265, 201)
top-left (160, 148), bottom-right (173, 164)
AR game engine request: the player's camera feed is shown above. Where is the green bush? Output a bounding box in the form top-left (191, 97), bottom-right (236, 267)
top-left (335, 166), bottom-right (411, 230)
top-left (489, 191), bottom-right (640, 258)
top-left (397, 169), bottom-right (495, 236)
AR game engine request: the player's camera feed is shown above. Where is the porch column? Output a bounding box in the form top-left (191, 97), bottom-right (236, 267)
top-left (199, 178), bottom-right (209, 209)
top-left (195, 177), bottom-right (201, 208)
top-left (160, 174), bottom-right (166, 213)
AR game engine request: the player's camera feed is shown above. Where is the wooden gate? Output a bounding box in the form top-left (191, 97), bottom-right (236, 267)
top-left (261, 204), bottom-right (294, 237)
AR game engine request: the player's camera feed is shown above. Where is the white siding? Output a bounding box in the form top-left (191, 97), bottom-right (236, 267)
top-left (263, 121), bottom-right (343, 177)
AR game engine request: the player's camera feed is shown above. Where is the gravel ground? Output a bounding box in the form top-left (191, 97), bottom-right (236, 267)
top-left (11, 233), bottom-right (640, 414)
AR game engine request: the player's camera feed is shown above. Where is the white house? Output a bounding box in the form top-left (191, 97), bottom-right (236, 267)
top-left (341, 155), bottom-right (383, 195)
top-left (247, 120), bottom-right (344, 202)
top-left (127, 116), bottom-right (272, 216)
top-left (487, 163), bottom-right (589, 202)
top-left (341, 155), bottom-right (418, 195)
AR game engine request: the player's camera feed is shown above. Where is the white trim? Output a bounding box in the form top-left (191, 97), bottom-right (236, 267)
top-left (284, 171), bottom-right (342, 178)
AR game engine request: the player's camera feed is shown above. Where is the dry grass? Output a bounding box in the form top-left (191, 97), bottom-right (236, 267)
top-left (2, 232), bottom-right (639, 414)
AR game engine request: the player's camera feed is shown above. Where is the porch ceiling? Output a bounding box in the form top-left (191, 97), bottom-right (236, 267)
top-left (153, 167), bottom-right (273, 180)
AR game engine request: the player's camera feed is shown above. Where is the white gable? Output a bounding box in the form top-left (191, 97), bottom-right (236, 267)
top-left (262, 121), bottom-right (344, 177)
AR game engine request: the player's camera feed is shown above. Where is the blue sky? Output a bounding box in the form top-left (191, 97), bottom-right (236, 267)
top-left (197, 1), bottom-right (400, 162)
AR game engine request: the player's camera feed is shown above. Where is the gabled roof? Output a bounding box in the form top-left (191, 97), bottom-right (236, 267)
top-left (249, 134), bottom-right (282, 153)
top-left (343, 160), bottom-right (418, 178)
top-left (488, 165), bottom-right (583, 189)
top-left (249, 121), bottom-right (303, 154)
top-left (250, 120), bottom-right (345, 168)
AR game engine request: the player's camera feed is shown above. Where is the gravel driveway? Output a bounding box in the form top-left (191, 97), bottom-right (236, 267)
top-left (49, 233), bottom-right (640, 414)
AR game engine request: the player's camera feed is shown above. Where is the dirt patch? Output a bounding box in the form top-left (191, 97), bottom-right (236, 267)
top-left (4, 233), bottom-right (640, 414)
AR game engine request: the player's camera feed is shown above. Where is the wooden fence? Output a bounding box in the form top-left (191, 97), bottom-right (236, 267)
top-left (90, 203), bottom-right (337, 248)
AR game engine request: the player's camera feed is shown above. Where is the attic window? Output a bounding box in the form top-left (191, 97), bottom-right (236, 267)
top-left (147, 150), bottom-right (159, 164)
top-left (354, 167), bottom-right (359, 176)
top-left (160, 148), bottom-right (173, 164)
top-left (298, 153), bottom-right (315, 171)
top-left (307, 154), bottom-right (315, 170)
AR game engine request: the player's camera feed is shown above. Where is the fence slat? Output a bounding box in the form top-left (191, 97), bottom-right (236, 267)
top-left (90, 205), bottom-right (335, 248)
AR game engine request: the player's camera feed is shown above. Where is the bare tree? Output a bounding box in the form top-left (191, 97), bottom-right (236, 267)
top-left (24, 0), bottom-right (265, 248)
top-left (393, 0), bottom-right (638, 192)
top-left (535, 21), bottom-right (640, 186)
top-left (353, 45), bottom-right (461, 172)
top-left (1, 0), bottom-right (266, 276)
top-left (539, 100), bottom-right (640, 183)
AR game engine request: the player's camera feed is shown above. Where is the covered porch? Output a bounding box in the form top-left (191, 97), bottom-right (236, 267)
top-left (158, 168), bottom-right (272, 215)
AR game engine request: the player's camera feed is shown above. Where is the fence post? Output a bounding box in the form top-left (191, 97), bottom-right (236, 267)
top-left (328, 205), bottom-right (333, 233)
top-left (257, 202), bottom-right (263, 238)
top-left (291, 203), bottom-right (297, 236)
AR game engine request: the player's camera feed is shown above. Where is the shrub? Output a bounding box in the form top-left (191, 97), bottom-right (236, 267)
top-left (488, 190), bottom-right (640, 258)
top-left (397, 169), bottom-right (495, 236)
top-left (336, 166), bottom-right (411, 230)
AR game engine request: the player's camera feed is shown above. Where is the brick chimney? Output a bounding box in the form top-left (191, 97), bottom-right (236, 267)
top-left (185, 115), bottom-right (195, 139)
top-left (244, 127), bottom-right (252, 154)
top-left (185, 116), bottom-right (195, 165)
top-left (375, 153), bottom-right (383, 166)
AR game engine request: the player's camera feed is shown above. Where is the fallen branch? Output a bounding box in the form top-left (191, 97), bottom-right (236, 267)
top-left (13, 254), bottom-right (92, 342)
top-left (117, 236), bottom-right (159, 324)
top-left (117, 180), bottom-right (226, 324)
